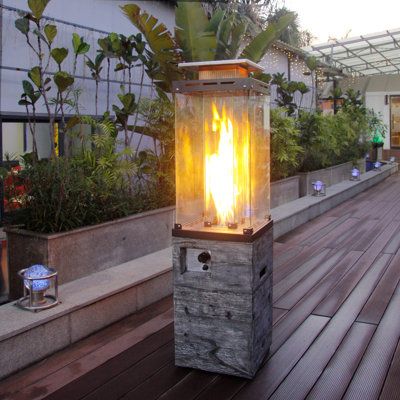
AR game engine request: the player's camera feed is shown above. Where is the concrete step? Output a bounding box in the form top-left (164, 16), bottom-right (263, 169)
top-left (0, 247), bottom-right (172, 380)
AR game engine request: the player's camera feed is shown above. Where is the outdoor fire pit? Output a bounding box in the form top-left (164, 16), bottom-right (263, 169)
top-left (172, 59), bottom-right (273, 379)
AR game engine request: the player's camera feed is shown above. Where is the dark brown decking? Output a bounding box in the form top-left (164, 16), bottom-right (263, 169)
top-left (2, 173), bottom-right (400, 399)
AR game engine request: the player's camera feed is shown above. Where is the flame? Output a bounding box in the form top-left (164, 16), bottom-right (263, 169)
top-left (205, 103), bottom-right (240, 226)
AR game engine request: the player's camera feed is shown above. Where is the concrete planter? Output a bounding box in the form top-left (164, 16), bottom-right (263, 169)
top-left (271, 175), bottom-right (300, 208)
top-left (5, 206), bottom-right (174, 300)
top-left (298, 159), bottom-right (365, 197)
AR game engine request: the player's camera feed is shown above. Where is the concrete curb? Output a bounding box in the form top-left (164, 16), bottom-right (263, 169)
top-left (272, 163), bottom-right (398, 239)
top-left (0, 248), bottom-right (172, 379)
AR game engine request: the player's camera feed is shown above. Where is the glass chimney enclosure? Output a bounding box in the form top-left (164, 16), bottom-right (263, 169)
top-left (174, 60), bottom-right (270, 238)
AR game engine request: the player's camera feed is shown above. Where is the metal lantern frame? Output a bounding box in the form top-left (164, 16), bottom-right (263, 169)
top-left (16, 267), bottom-right (59, 312)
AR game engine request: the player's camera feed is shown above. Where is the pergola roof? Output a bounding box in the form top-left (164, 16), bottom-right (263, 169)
top-left (305, 28), bottom-right (400, 76)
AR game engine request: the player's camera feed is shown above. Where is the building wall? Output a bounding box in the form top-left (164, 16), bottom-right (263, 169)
top-left (259, 45), bottom-right (315, 110)
top-left (0, 0), bottom-right (175, 116)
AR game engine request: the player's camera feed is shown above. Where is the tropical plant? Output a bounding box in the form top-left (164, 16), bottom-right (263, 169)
top-left (122, 1), bottom-right (295, 92)
top-left (15, 0), bottom-right (81, 158)
top-left (271, 73), bottom-right (310, 115)
top-left (267, 6), bottom-right (315, 47)
top-left (85, 53), bottom-right (105, 116)
top-left (270, 108), bottom-right (303, 180)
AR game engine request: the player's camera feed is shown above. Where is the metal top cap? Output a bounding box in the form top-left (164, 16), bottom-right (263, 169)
top-left (178, 59), bottom-right (263, 73)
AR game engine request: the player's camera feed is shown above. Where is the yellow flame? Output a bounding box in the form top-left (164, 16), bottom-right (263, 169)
top-left (205, 103), bottom-right (239, 226)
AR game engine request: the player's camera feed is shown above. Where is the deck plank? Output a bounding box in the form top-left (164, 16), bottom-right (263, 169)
top-left (8, 311), bottom-right (174, 400)
top-left (357, 251), bottom-right (400, 324)
top-left (306, 322), bottom-right (376, 400)
top-left (119, 361), bottom-right (189, 400)
top-left (342, 282), bottom-right (400, 400)
top-left (275, 249), bottom-right (353, 310)
top-left (232, 315), bottom-right (330, 400)
top-left (268, 247), bottom-right (395, 400)
top-left (81, 341), bottom-right (174, 400)
top-left (0, 297), bottom-right (173, 398)
top-left (271, 250), bottom-right (362, 354)
top-left (379, 339), bottom-right (400, 400)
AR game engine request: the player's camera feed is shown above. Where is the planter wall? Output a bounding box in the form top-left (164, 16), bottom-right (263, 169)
top-left (298, 159), bottom-right (365, 197)
top-left (270, 175), bottom-right (300, 208)
top-left (6, 206), bottom-right (174, 300)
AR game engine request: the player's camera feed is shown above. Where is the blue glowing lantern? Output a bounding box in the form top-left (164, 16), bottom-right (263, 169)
top-left (350, 167), bottom-right (361, 181)
top-left (17, 265), bottom-right (58, 311)
top-left (390, 156), bottom-right (396, 164)
top-left (24, 265), bottom-right (51, 292)
top-left (312, 180), bottom-right (326, 197)
top-left (374, 161), bottom-right (382, 170)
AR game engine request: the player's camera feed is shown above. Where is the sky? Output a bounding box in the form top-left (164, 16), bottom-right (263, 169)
top-left (284, 0), bottom-right (400, 45)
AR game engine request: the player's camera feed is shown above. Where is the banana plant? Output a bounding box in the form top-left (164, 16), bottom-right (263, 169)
top-left (122, 1), bottom-right (294, 93)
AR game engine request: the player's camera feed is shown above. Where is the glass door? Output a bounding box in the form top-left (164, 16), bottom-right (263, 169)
top-left (390, 96), bottom-right (400, 148)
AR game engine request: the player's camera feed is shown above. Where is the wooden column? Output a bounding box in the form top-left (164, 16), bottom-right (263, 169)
top-left (173, 222), bottom-right (273, 379)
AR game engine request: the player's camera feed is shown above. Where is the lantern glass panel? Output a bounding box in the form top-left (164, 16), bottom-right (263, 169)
top-left (175, 89), bottom-right (270, 234)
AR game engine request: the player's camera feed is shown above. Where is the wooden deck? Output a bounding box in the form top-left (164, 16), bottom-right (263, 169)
top-left (2, 173), bottom-right (400, 399)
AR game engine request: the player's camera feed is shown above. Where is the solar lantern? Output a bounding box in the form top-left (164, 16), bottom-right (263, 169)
top-left (312, 180), bottom-right (326, 196)
top-left (172, 60), bottom-right (272, 379)
top-left (390, 156), bottom-right (396, 164)
top-left (350, 167), bottom-right (361, 181)
top-left (16, 264), bottom-right (58, 311)
top-left (374, 161), bottom-right (382, 170)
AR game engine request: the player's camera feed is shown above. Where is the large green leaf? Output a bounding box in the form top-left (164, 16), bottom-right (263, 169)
top-left (122, 4), bottom-right (181, 92)
top-left (122, 4), bottom-right (177, 63)
top-left (72, 33), bottom-right (90, 55)
top-left (28, 66), bottom-right (42, 88)
top-left (44, 24), bottom-right (57, 44)
top-left (15, 18), bottom-right (30, 35)
top-left (28, 0), bottom-right (50, 19)
top-left (118, 93), bottom-right (136, 114)
top-left (240, 12), bottom-right (295, 63)
top-left (175, 1), bottom-right (216, 62)
top-left (23, 80), bottom-right (35, 97)
top-left (207, 9), bottom-right (225, 34)
top-left (51, 47), bottom-right (68, 65)
top-left (54, 71), bottom-right (74, 92)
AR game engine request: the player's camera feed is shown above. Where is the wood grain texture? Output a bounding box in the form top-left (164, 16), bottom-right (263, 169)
top-left (173, 224), bottom-right (273, 378)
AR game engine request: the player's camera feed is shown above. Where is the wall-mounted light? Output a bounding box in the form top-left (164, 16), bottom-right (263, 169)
top-left (312, 180), bottom-right (326, 196)
top-left (16, 265), bottom-right (58, 312)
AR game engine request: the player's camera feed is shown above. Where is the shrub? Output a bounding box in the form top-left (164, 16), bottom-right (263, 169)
top-left (270, 109), bottom-right (303, 181)
top-left (18, 121), bottom-right (174, 233)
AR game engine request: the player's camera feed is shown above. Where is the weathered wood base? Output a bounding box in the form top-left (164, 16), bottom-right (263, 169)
top-left (173, 223), bottom-right (273, 379)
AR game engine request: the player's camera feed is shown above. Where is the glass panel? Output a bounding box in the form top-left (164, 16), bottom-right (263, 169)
top-left (175, 89), bottom-right (270, 234)
top-left (390, 96), bottom-right (400, 148)
top-left (175, 93), bottom-right (205, 227)
top-left (250, 91), bottom-right (270, 228)
top-left (203, 92), bottom-right (250, 231)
